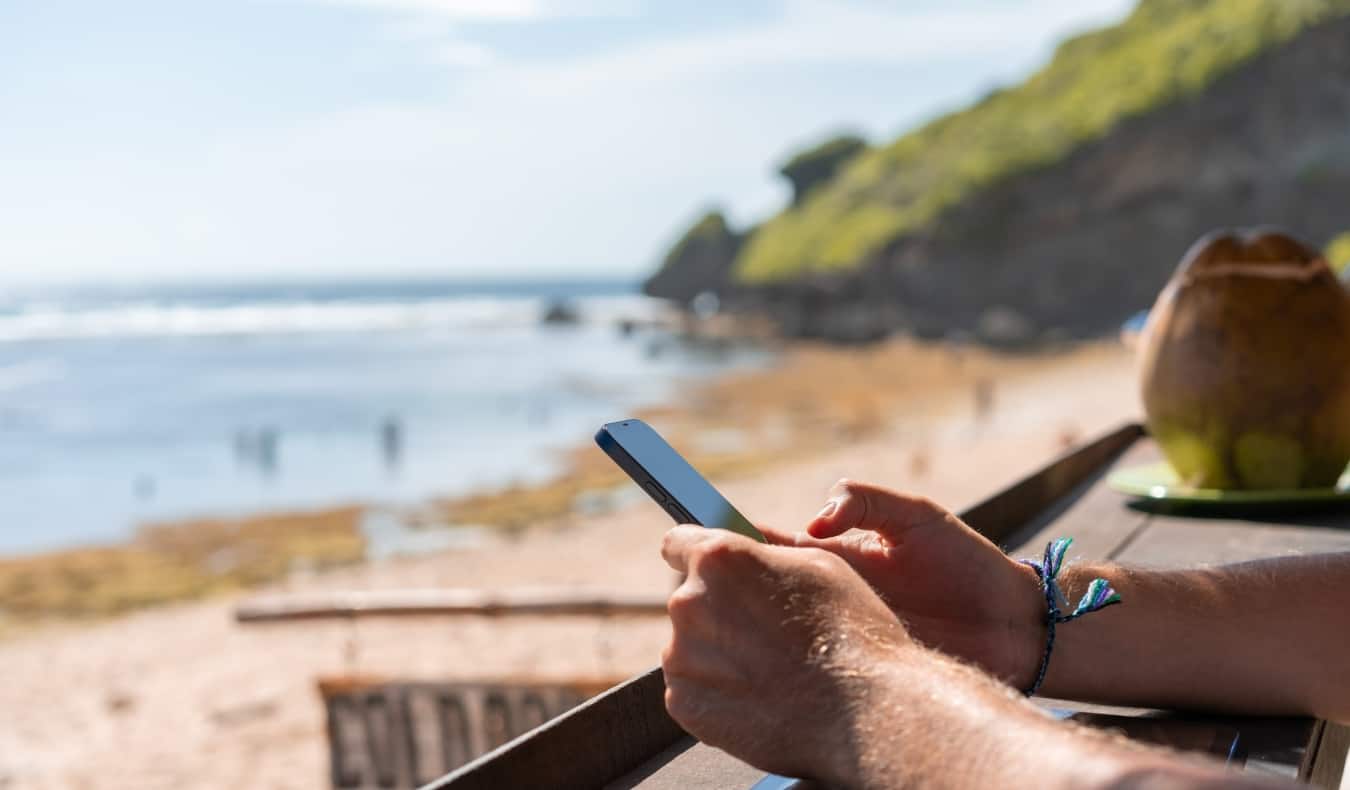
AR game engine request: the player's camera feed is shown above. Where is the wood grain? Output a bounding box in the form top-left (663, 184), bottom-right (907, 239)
top-left (1305, 721), bottom-right (1350, 789)
top-left (320, 679), bottom-right (618, 788)
top-left (236, 588), bottom-right (668, 623)
top-left (1001, 437), bottom-right (1157, 560)
top-left (962, 422), bottom-right (1144, 549)
top-left (604, 739), bottom-right (769, 790)
top-left (1112, 519), bottom-right (1350, 568)
top-left (422, 668), bottom-right (685, 790)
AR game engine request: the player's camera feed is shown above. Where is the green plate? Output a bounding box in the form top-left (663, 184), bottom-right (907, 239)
top-left (1108, 462), bottom-right (1350, 504)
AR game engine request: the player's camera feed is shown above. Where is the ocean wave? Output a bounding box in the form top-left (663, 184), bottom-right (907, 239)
top-left (0, 294), bottom-right (668, 343)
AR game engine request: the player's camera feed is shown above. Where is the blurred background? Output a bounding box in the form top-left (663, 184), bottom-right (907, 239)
top-left (3, 1), bottom-right (1350, 788)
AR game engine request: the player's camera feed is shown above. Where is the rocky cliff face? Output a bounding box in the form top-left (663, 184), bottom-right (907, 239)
top-left (642, 211), bottom-right (745, 306)
top-left (647, 15), bottom-right (1350, 344)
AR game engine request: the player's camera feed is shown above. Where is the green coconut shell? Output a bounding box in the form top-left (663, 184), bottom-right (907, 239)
top-left (1139, 228), bottom-right (1350, 490)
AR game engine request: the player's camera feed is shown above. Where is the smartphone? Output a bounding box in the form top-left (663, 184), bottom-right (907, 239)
top-left (598, 421), bottom-right (789, 787)
top-left (595, 419), bottom-right (765, 542)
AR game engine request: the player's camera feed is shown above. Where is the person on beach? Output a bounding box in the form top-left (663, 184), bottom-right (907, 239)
top-left (659, 479), bottom-right (1350, 789)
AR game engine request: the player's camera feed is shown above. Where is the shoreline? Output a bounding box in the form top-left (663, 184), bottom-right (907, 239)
top-left (0, 336), bottom-right (1136, 632)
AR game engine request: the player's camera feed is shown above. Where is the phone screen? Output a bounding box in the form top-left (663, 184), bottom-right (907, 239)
top-left (597, 419), bottom-right (764, 542)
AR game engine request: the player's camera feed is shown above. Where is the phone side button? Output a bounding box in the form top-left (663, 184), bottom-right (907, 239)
top-left (643, 481), bottom-right (669, 503)
top-left (666, 503), bottom-right (693, 523)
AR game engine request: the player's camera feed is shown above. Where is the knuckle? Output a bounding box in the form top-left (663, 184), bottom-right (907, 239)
top-left (661, 637), bottom-right (697, 678)
top-left (693, 533), bottom-right (741, 569)
top-left (803, 547), bottom-right (848, 575)
top-left (666, 585), bottom-right (704, 625)
top-left (663, 682), bottom-right (705, 729)
top-left (664, 686), bottom-right (691, 722)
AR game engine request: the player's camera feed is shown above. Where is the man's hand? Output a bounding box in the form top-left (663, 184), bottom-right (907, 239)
top-left (659, 525), bottom-right (909, 786)
top-left (657, 523), bottom-right (1296, 790)
top-left (757, 479), bottom-right (1044, 689)
top-left (763, 481), bottom-right (1350, 720)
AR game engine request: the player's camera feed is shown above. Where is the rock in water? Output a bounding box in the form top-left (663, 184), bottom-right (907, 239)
top-left (1139, 228), bottom-right (1350, 489)
top-left (541, 299), bottom-right (580, 326)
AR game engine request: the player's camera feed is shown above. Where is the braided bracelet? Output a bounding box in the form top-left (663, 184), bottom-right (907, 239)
top-left (1018, 537), bottom-right (1122, 697)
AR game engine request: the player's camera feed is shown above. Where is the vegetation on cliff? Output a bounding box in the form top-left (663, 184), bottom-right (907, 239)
top-left (659, 211), bottom-right (737, 271)
top-left (643, 209), bottom-right (745, 304)
top-left (778, 134), bottom-right (868, 207)
top-left (715, 0), bottom-right (1350, 283)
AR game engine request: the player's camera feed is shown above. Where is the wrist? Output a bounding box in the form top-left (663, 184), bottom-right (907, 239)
top-left (1004, 559), bottom-right (1049, 692)
top-left (814, 642), bottom-right (911, 788)
top-left (806, 626), bottom-right (917, 787)
top-left (827, 654), bottom-right (929, 789)
top-left (1016, 559), bottom-right (1122, 698)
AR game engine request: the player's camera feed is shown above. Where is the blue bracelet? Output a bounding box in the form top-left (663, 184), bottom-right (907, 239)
top-left (1018, 537), bottom-right (1122, 697)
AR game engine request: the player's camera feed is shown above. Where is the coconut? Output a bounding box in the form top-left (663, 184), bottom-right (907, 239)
top-left (1139, 228), bottom-right (1350, 489)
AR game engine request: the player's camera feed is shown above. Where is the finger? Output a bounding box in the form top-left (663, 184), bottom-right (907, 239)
top-left (755, 522), bottom-right (794, 546)
top-left (807, 479), bottom-right (952, 544)
top-left (661, 525), bottom-right (761, 573)
top-left (660, 525), bottom-right (710, 574)
top-left (755, 522), bottom-right (831, 549)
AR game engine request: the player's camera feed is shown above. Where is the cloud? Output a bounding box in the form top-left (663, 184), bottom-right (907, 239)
top-left (313, 0), bottom-right (543, 20)
top-left (326, 0), bottom-right (641, 70)
top-left (430, 39), bottom-right (497, 67)
top-left (503, 0), bottom-right (1134, 94)
top-left (310, 0), bottom-right (635, 21)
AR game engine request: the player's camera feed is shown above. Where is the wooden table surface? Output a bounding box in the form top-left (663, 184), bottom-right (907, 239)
top-left (430, 427), bottom-right (1350, 790)
top-left (606, 435), bottom-right (1350, 789)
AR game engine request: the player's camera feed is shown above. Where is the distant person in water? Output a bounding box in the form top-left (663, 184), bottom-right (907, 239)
top-left (257, 427), bottom-right (279, 476)
top-left (659, 479), bottom-right (1349, 790)
top-left (380, 416), bottom-right (402, 469)
top-left (232, 426), bottom-right (280, 475)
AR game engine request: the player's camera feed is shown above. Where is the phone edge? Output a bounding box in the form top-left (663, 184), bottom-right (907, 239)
top-left (595, 425), bottom-right (702, 526)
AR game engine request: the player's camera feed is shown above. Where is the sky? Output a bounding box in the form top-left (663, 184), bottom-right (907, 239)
top-left (0, 0), bottom-right (1134, 287)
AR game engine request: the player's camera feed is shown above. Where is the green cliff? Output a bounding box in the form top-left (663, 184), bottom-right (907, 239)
top-left (778, 134), bottom-right (868, 208)
top-left (642, 210), bottom-right (746, 304)
top-left (650, 0), bottom-right (1350, 317)
top-left (736, 0), bottom-right (1350, 283)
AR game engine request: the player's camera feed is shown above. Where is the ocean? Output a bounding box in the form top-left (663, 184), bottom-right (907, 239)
top-left (0, 279), bottom-right (767, 555)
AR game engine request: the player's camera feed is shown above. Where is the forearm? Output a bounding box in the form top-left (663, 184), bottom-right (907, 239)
top-left (1030, 553), bottom-right (1350, 719)
top-left (846, 650), bottom-right (1292, 790)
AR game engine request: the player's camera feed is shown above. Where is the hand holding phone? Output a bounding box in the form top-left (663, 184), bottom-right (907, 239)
top-left (599, 420), bottom-right (804, 786)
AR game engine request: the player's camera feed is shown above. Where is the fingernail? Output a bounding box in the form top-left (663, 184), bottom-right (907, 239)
top-left (815, 500), bottom-right (838, 520)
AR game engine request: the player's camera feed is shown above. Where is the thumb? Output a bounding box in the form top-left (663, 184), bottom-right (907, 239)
top-left (807, 479), bottom-right (952, 544)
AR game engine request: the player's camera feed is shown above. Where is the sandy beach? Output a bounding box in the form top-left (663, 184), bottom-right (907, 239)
top-left (0, 340), bottom-right (1141, 790)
